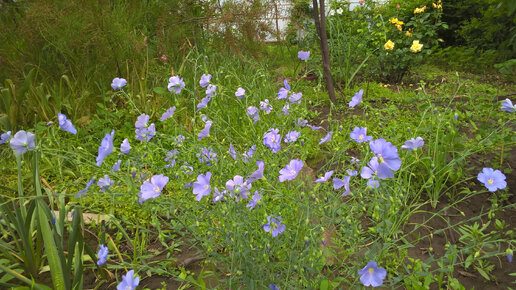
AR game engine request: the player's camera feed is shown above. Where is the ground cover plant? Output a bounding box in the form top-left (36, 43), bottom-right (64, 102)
top-left (0, 0), bottom-right (515, 289)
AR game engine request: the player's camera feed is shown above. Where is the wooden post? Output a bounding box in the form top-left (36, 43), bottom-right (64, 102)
top-left (312, 0), bottom-right (336, 105)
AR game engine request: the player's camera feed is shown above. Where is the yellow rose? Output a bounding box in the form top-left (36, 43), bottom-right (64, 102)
top-left (384, 40), bottom-right (395, 50)
top-left (396, 24), bottom-right (403, 31)
top-left (405, 31), bottom-right (412, 37)
top-left (410, 40), bottom-right (423, 53)
top-left (390, 18), bottom-right (398, 24)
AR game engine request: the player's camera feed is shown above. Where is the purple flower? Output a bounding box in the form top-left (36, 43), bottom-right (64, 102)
top-left (235, 87), bottom-right (245, 99)
top-left (164, 149), bottom-right (179, 168)
top-left (401, 137), bottom-right (424, 151)
top-left (369, 139), bottom-right (401, 178)
top-left (96, 130), bottom-right (114, 166)
top-left (247, 106), bottom-right (260, 123)
top-left (350, 127), bottom-right (372, 143)
top-left (193, 172), bottom-right (211, 201)
top-left (270, 283), bottom-right (280, 290)
top-left (174, 135), bottom-right (185, 145)
top-left (242, 145), bottom-right (256, 163)
top-left (246, 190), bottom-right (262, 210)
top-left (333, 176), bottom-right (351, 196)
top-left (315, 170), bottom-right (334, 183)
top-left (477, 168), bottom-right (507, 192)
top-left (360, 157), bottom-right (381, 181)
top-left (76, 177), bottom-right (95, 198)
top-left (168, 76), bottom-right (185, 94)
top-left (229, 143), bottom-right (237, 160)
top-left (9, 130), bottom-right (36, 155)
top-left (97, 175), bottom-right (114, 191)
top-left (160, 107), bottom-right (176, 121)
top-left (135, 114), bottom-right (150, 129)
top-left (282, 103), bottom-right (290, 115)
top-left (57, 113), bottom-right (77, 135)
top-left (284, 131), bottom-right (300, 143)
top-left (289, 92), bottom-right (302, 104)
top-left (117, 270), bottom-right (139, 290)
top-left (501, 98), bottom-right (515, 112)
top-left (263, 216), bottom-right (286, 237)
top-left (349, 89), bottom-right (363, 108)
top-left (279, 159), bottom-right (303, 182)
top-left (0, 131), bottom-right (11, 145)
top-left (454, 113), bottom-right (459, 120)
top-left (199, 74), bottom-right (212, 88)
top-left (346, 169), bottom-right (358, 176)
top-left (319, 131), bottom-right (333, 145)
top-left (367, 179), bottom-right (380, 188)
top-left (295, 118), bottom-right (308, 127)
top-left (247, 160), bottom-right (265, 183)
top-left (298, 50), bottom-right (310, 61)
top-left (138, 174), bottom-right (169, 203)
top-left (197, 147), bottom-right (217, 165)
top-left (97, 244), bottom-right (108, 266)
top-left (111, 160), bottom-right (121, 172)
top-left (260, 99), bottom-right (273, 114)
top-left (206, 84), bottom-right (217, 97)
top-left (277, 79), bottom-right (290, 100)
top-left (358, 261), bottom-right (387, 287)
top-left (111, 78), bottom-right (127, 90)
top-left (307, 124), bottom-right (323, 130)
top-left (120, 139), bottom-right (130, 154)
top-left (212, 187), bottom-right (225, 203)
top-left (198, 120), bottom-right (212, 140)
top-left (197, 97), bottom-right (212, 112)
top-left (226, 175), bottom-right (251, 200)
top-left (263, 128), bottom-right (281, 153)
top-left (135, 123), bottom-right (155, 142)
top-left (507, 249), bottom-right (513, 263)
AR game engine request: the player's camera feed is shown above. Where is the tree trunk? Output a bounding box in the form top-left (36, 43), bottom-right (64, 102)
top-left (312, 0), bottom-right (336, 105)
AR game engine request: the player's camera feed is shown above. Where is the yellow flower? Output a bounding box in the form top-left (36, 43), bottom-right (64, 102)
top-left (395, 24), bottom-right (403, 31)
top-left (414, 6), bottom-right (427, 13)
top-left (384, 40), bottom-right (395, 50)
top-left (405, 30), bottom-right (412, 37)
top-left (410, 40), bottom-right (423, 53)
top-left (390, 18), bottom-right (398, 24)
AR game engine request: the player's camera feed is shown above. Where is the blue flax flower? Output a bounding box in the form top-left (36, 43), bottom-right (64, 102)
top-left (0, 131), bottom-right (11, 145)
top-left (333, 176), bottom-right (351, 196)
top-left (97, 175), bottom-right (114, 191)
top-left (358, 261), bottom-right (387, 287)
top-left (160, 107), bottom-right (176, 121)
top-left (315, 170), bottom-right (334, 183)
top-left (260, 99), bottom-right (273, 114)
top-left (263, 128), bottom-right (281, 153)
top-left (270, 283), bottom-right (280, 290)
top-left (168, 76), bottom-right (185, 94)
top-left (360, 157), bottom-right (381, 187)
top-left (263, 216), bottom-right (286, 237)
top-left (284, 131), bottom-right (300, 143)
top-left (164, 149), bottom-right (179, 168)
top-left (295, 118), bottom-right (308, 127)
top-left (199, 74), bottom-right (211, 88)
top-left (193, 172), bottom-right (211, 201)
top-left (197, 147), bottom-right (217, 165)
top-left (282, 103), bottom-right (289, 115)
top-left (501, 98), bottom-right (515, 112)
top-left (174, 135), bottom-right (185, 145)
top-left (289, 92), bottom-right (302, 104)
top-left (138, 174), bottom-right (169, 203)
top-left (235, 87), bottom-right (245, 99)
top-left (117, 270), bottom-right (139, 290)
top-left (242, 145), bottom-right (256, 163)
top-left (279, 159), bottom-right (303, 182)
top-left (369, 139), bottom-right (401, 178)
top-left (197, 97), bottom-right (212, 112)
top-left (212, 187), bottom-right (225, 203)
top-left (111, 78), bottom-right (127, 90)
top-left (349, 89), bottom-right (363, 108)
top-left (401, 137), bottom-right (424, 151)
top-left (350, 127), bottom-right (372, 143)
top-left (76, 177), bottom-right (96, 198)
top-left (319, 131), bottom-right (333, 145)
top-left (111, 160), bottom-right (121, 172)
top-left (247, 161), bottom-right (265, 183)
top-left (120, 139), bottom-right (130, 154)
top-left (507, 249), bottom-right (513, 263)
top-left (10, 130), bottom-right (36, 155)
top-left (277, 79), bottom-right (290, 100)
top-left (298, 50), bottom-right (310, 61)
top-left (96, 130), bottom-right (114, 166)
top-left (198, 120), bottom-right (212, 140)
top-left (307, 124), bottom-right (322, 130)
top-left (229, 143), bottom-right (237, 160)
top-left (57, 113), bottom-right (77, 135)
top-left (97, 244), bottom-right (108, 266)
top-left (247, 106), bottom-right (260, 123)
top-left (477, 168), bottom-right (507, 192)
top-left (247, 190), bottom-right (262, 210)
top-left (206, 84), bottom-right (217, 97)
top-left (226, 175), bottom-right (251, 200)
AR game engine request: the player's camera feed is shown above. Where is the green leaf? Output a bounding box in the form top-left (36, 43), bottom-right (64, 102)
top-left (153, 87), bottom-right (168, 95)
top-left (476, 267), bottom-right (490, 281)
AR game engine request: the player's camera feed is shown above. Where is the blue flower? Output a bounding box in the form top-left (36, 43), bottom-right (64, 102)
top-left (138, 174), bottom-right (169, 203)
top-left (279, 159), bottom-right (303, 182)
top-left (501, 98), bottom-right (515, 112)
top-left (277, 79), bottom-right (290, 100)
top-left (358, 261), bottom-right (387, 287)
top-left (369, 139), bottom-right (401, 178)
top-left (246, 161), bottom-right (265, 183)
top-left (263, 128), bottom-right (281, 153)
top-left (96, 130), bottom-right (114, 166)
top-left (197, 97), bottom-right (212, 112)
top-left (97, 244), bottom-right (108, 266)
top-left (333, 176), bottom-right (351, 196)
top-left (298, 50), bottom-right (310, 61)
top-left (199, 74), bottom-right (212, 88)
top-left (76, 177), bottom-right (96, 198)
top-left (226, 175), bottom-right (251, 200)
top-left (401, 137), bottom-right (424, 151)
top-left (0, 131), bottom-right (11, 145)
top-left (350, 127), bottom-right (372, 143)
top-left (160, 107), bottom-right (176, 121)
top-left (168, 76), bottom-right (185, 94)
top-left (10, 130), bottom-right (36, 155)
top-left (197, 147), bottom-right (217, 165)
top-left (282, 103), bottom-right (290, 115)
top-left (319, 131), bottom-right (333, 145)
top-left (235, 87), bottom-right (245, 99)
top-left (263, 216), bottom-right (286, 237)
top-left (260, 99), bottom-right (273, 114)
top-left (120, 139), bottom-right (130, 154)
top-left (349, 89), bottom-right (363, 108)
top-left (242, 145), bottom-right (256, 163)
top-left (284, 131), bottom-right (300, 143)
top-left (206, 84), bottom-right (217, 97)
top-left (117, 270), bottom-right (139, 290)
top-left (229, 143), bottom-right (237, 160)
top-left (247, 106), bottom-right (260, 123)
top-left (315, 170), bottom-right (334, 183)
top-left (111, 78), bottom-right (127, 90)
top-left (193, 172), bottom-right (211, 201)
top-left (307, 124), bottom-right (322, 130)
top-left (295, 118), bottom-right (308, 127)
top-left (477, 168), bottom-right (507, 192)
top-left (57, 113), bottom-right (77, 135)
top-left (289, 92), bottom-right (302, 104)
top-left (111, 160), bottom-right (121, 172)
top-left (198, 120), bottom-right (212, 140)
top-left (97, 175), bottom-right (114, 191)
